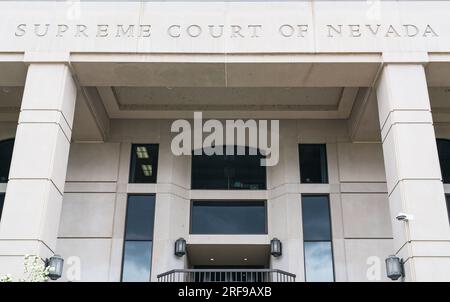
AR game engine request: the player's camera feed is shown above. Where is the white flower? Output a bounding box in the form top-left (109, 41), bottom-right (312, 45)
top-left (1, 255), bottom-right (50, 282)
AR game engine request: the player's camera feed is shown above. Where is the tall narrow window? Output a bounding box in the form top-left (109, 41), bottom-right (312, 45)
top-left (437, 139), bottom-right (450, 183)
top-left (129, 144), bottom-right (159, 184)
top-left (0, 139), bottom-right (14, 183)
top-left (121, 195), bottom-right (156, 282)
top-left (0, 193), bottom-right (5, 221)
top-left (191, 146), bottom-right (266, 190)
top-left (302, 195), bottom-right (334, 282)
top-left (299, 144), bottom-right (328, 184)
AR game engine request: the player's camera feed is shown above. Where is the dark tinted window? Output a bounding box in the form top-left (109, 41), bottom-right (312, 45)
top-left (192, 146), bottom-right (266, 190)
top-left (302, 195), bottom-right (332, 241)
top-left (302, 195), bottom-right (334, 282)
top-left (437, 139), bottom-right (450, 183)
top-left (0, 193), bottom-right (4, 221)
top-left (0, 139), bottom-right (14, 183)
top-left (299, 144), bottom-right (328, 184)
top-left (121, 195), bottom-right (155, 282)
top-left (124, 195), bottom-right (155, 241)
top-left (129, 144), bottom-right (159, 183)
top-left (191, 201), bottom-right (267, 234)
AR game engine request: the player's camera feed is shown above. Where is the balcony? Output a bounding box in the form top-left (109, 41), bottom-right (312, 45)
top-left (157, 269), bottom-right (296, 282)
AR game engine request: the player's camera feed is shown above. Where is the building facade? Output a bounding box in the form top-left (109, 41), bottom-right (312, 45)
top-left (0, 1), bottom-right (450, 282)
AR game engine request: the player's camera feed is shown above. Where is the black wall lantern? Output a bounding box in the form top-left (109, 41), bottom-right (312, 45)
top-left (174, 238), bottom-right (187, 257)
top-left (45, 254), bottom-right (64, 281)
top-left (385, 255), bottom-right (404, 281)
top-left (270, 238), bottom-right (282, 257)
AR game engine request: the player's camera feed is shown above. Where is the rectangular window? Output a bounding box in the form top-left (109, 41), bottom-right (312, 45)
top-left (191, 146), bottom-right (266, 190)
top-left (302, 195), bottom-right (334, 282)
top-left (437, 139), bottom-right (450, 183)
top-left (299, 144), bottom-right (328, 184)
top-left (121, 195), bottom-right (155, 282)
top-left (129, 144), bottom-right (159, 184)
top-left (0, 139), bottom-right (14, 183)
top-left (0, 193), bottom-right (4, 221)
top-left (191, 201), bottom-right (267, 234)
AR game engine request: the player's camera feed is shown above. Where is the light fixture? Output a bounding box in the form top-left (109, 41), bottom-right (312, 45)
top-left (136, 146), bottom-right (149, 159)
top-left (45, 254), bottom-right (64, 281)
top-left (395, 212), bottom-right (414, 222)
top-left (210, 258), bottom-right (215, 262)
top-left (141, 164), bottom-right (153, 176)
top-left (385, 255), bottom-right (404, 281)
top-left (174, 238), bottom-right (186, 257)
top-left (270, 238), bottom-right (282, 257)
top-left (243, 258), bottom-right (248, 261)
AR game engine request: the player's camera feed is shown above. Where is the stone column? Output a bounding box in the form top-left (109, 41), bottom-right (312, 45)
top-left (376, 64), bottom-right (450, 281)
top-left (150, 120), bottom-right (190, 281)
top-left (268, 120), bottom-right (304, 281)
top-left (0, 64), bottom-right (77, 277)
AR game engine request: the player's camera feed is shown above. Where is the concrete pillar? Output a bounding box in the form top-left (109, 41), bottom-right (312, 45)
top-left (376, 64), bottom-right (450, 281)
top-left (0, 64), bottom-right (77, 277)
top-left (150, 120), bottom-right (190, 281)
top-left (268, 120), bottom-right (304, 281)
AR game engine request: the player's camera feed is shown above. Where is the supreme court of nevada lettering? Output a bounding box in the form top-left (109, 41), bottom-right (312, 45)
top-left (0, 1), bottom-right (450, 282)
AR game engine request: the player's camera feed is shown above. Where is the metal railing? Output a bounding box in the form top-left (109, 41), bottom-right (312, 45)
top-left (157, 269), bottom-right (296, 282)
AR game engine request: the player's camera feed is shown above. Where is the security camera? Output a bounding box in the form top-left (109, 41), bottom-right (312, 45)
top-left (395, 213), bottom-right (413, 222)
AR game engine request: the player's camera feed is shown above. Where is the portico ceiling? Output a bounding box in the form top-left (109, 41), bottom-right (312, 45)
top-left (0, 86), bottom-right (22, 122)
top-left (71, 59), bottom-right (381, 88)
top-left (113, 87), bottom-right (344, 111)
top-left (98, 86), bottom-right (358, 119)
top-left (2, 57), bottom-right (450, 142)
top-left (2, 84), bottom-right (450, 128)
top-left (0, 86), bottom-right (22, 109)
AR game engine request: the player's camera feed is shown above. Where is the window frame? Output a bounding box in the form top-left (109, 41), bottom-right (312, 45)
top-left (189, 200), bottom-right (268, 235)
top-left (437, 139), bottom-right (450, 184)
top-left (0, 138), bottom-right (14, 184)
top-left (120, 194), bottom-right (156, 282)
top-left (191, 146), bottom-right (267, 190)
top-left (301, 194), bottom-right (335, 282)
top-left (299, 144), bottom-right (329, 184)
top-left (128, 144), bottom-right (159, 184)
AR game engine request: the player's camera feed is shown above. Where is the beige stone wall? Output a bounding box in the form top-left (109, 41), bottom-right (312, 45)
top-left (52, 119), bottom-right (395, 282)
